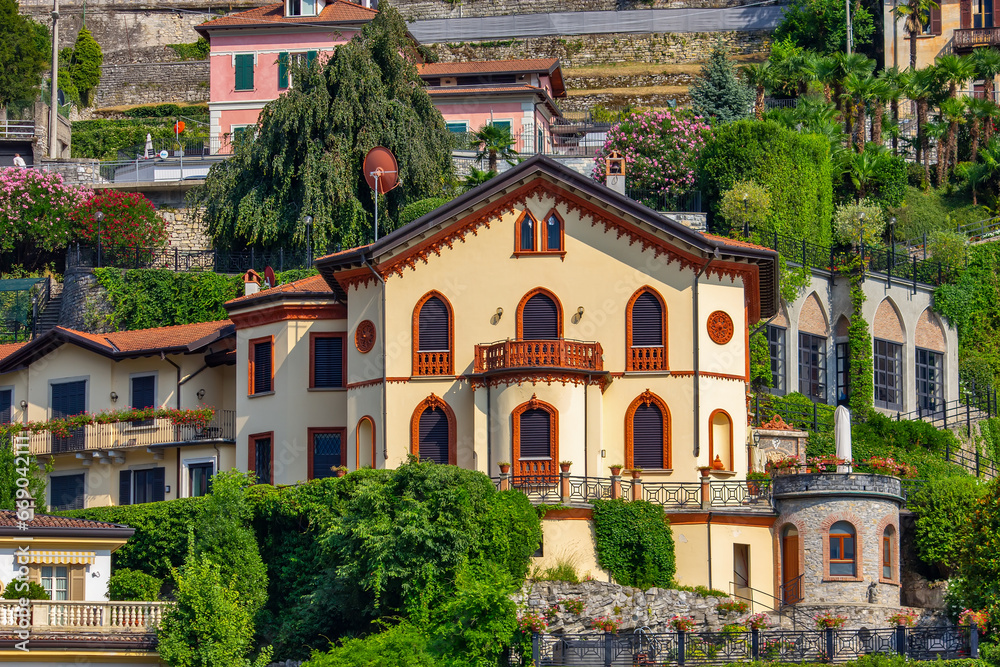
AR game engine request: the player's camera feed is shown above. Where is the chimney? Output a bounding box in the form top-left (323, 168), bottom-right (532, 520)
top-left (243, 269), bottom-right (262, 296)
top-left (605, 150), bottom-right (625, 195)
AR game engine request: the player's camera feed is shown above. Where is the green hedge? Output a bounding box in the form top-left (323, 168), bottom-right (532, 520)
top-left (71, 116), bottom-right (210, 160)
top-left (699, 120), bottom-right (834, 248)
top-left (591, 498), bottom-right (675, 588)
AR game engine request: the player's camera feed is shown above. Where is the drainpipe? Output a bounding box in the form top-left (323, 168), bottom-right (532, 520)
top-left (693, 254), bottom-right (717, 459)
top-left (161, 352), bottom-right (182, 409)
top-left (707, 512), bottom-right (714, 591)
top-left (486, 383), bottom-right (491, 474)
top-left (584, 377), bottom-right (588, 480)
top-left (363, 260), bottom-right (387, 467)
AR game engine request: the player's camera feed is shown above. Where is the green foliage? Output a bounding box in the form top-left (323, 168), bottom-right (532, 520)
top-left (478, 490), bottom-right (543, 583)
top-left (774, 0), bottom-right (875, 54)
top-left (398, 197), bottom-right (450, 226)
top-left (2, 580), bottom-right (49, 600)
top-left (71, 117), bottom-right (209, 160)
top-left (673, 584), bottom-right (730, 598)
top-left (927, 229), bottom-right (970, 268)
top-left (303, 622), bottom-right (436, 667)
top-left (122, 104), bottom-right (210, 119)
top-left (0, 435), bottom-right (49, 513)
top-left (749, 327), bottom-right (771, 389)
top-left (533, 558), bottom-right (581, 584)
top-left (591, 499), bottom-right (675, 588)
top-left (839, 146), bottom-right (908, 209)
top-left (689, 42), bottom-right (753, 124)
top-left (157, 540), bottom-right (273, 667)
top-left (908, 476), bottom-right (987, 576)
top-left (168, 38), bottom-right (211, 61)
top-left (0, 0), bottom-right (50, 108)
top-left (949, 479), bottom-right (1000, 629)
top-left (471, 124), bottom-right (519, 172)
top-left (833, 199), bottom-right (884, 246)
top-left (66, 26), bottom-right (103, 106)
top-left (195, 6), bottom-right (454, 251)
top-left (890, 186), bottom-right (989, 240)
top-left (847, 275), bottom-right (875, 417)
top-left (107, 568), bottom-right (162, 601)
top-left (719, 181), bottom-right (772, 237)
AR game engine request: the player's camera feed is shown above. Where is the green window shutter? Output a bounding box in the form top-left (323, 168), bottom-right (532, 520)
top-left (235, 54), bottom-right (254, 91)
top-left (278, 52), bottom-right (289, 89)
top-left (307, 50), bottom-right (318, 66)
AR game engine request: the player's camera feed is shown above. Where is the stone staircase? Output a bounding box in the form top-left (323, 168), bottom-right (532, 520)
top-left (32, 281), bottom-right (63, 336)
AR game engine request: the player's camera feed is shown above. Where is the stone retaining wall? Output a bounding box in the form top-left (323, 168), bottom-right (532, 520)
top-left (160, 207), bottom-right (211, 250)
top-left (38, 159), bottom-right (103, 187)
top-left (59, 269), bottom-right (114, 333)
top-left (92, 62), bottom-right (210, 109)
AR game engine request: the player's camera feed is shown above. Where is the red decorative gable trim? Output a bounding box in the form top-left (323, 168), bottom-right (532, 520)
top-left (229, 303), bottom-right (346, 329)
top-left (706, 260), bottom-right (762, 324)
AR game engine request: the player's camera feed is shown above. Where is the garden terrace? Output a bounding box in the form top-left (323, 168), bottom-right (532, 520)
top-left (771, 472), bottom-right (903, 503)
top-left (474, 339), bottom-right (604, 373)
top-left (494, 474), bottom-right (775, 512)
top-left (0, 600), bottom-right (169, 649)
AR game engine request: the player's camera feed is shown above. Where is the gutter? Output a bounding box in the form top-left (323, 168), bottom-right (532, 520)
top-left (363, 259), bottom-right (388, 466)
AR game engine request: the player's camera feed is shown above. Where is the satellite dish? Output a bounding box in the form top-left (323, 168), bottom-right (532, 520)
top-left (363, 147), bottom-right (400, 195)
top-left (264, 266), bottom-right (275, 288)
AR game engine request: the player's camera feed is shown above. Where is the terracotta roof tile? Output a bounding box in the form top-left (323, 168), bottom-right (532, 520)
top-left (0, 343), bottom-right (27, 364)
top-left (314, 243), bottom-right (372, 263)
top-left (0, 510), bottom-right (127, 530)
top-left (54, 320), bottom-right (233, 354)
top-left (226, 273), bottom-right (334, 305)
top-left (417, 59), bottom-right (559, 77)
top-left (198, 0), bottom-right (376, 30)
top-left (702, 232), bottom-right (774, 253)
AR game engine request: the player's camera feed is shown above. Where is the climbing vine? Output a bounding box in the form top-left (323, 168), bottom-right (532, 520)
top-left (846, 259), bottom-right (874, 419)
top-left (749, 326), bottom-right (771, 390)
top-left (591, 499), bottom-right (675, 588)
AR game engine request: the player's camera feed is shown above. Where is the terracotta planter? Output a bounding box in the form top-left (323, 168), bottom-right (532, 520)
top-left (610, 466), bottom-right (623, 476)
top-left (333, 469), bottom-right (346, 478)
top-left (630, 470), bottom-right (642, 479)
top-left (560, 463), bottom-right (571, 473)
top-left (699, 468), bottom-right (710, 478)
top-left (498, 464), bottom-right (511, 474)
top-left (746, 481), bottom-right (761, 495)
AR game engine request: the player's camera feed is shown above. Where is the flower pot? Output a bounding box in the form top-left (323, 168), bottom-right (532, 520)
top-left (630, 470), bottom-right (642, 479)
top-left (610, 466), bottom-right (623, 476)
top-left (498, 463), bottom-right (511, 474)
top-left (699, 468), bottom-right (710, 478)
top-left (560, 463), bottom-right (571, 473)
top-left (333, 469), bottom-right (346, 478)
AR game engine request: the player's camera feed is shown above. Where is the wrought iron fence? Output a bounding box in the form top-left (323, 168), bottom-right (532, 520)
top-left (709, 479), bottom-right (772, 508)
top-left (640, 482), bottom-right (702, 509)
top-left (528, 625), bottom-right (977, 666)
top-left (625, 188), bottom-right (705, 214)
top-left (65, 244), bottom-right (333, 274)
top-left (567, 476), bottom-right (614, 503)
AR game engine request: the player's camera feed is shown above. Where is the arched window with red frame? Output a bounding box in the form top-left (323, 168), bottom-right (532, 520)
top-left (626, 287), bottom-right (667, 371)
top-left (625, 390), bottom-right (671, 470)
top-left (512, 395), bottom-right (558, 480)
top-left (413, 291), bottom-right (454, 375)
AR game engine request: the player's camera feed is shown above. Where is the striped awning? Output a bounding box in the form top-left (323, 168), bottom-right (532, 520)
top-left (24, 550), bottom-right (95, 565)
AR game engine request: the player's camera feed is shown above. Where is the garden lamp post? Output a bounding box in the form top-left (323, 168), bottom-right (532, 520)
top-left (304, 215), bottom-right (313, 268)
top-left (742, 193), bottom-right (750, 239)
top-left (94, 210), bottom-right (104, 267)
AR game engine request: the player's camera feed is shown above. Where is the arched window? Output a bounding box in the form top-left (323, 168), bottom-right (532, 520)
top-left (829, 521), bottom-right (857, 577)
top-left (626, 287), bottom-right (667, 371)
top-left (513, 395), bottom-right (558, 479)
top-left (882, 525), bottom-right (896, 581)
top-left (517, 288), bottom-right (562, 340)
top-left (413, 291), bottom-right (453, 375)
top-left (544, 210), bottom-right (564, 252)
top-left (517, 211), bottom-right (536, 252)
top-left (625, 390), bottom-right (670, 470)
top-left (709, 409), bottom-right (733, 471)
top-left (410, 395), bottom-right (456, 465)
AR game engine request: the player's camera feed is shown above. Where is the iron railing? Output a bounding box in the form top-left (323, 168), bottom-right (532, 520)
top-left (958, 215), bottom-right (1000, 243)
top-left (0, 120), bottom-right (34, 139)
top-left (710, 479), bottom-right (773, 508)
top-left (641, 482), bottom-right (703, 509)
top-left (65, 244), bottom-right (332, 273)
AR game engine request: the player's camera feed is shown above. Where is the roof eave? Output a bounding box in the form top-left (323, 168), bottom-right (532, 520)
top-left (224, 290), bottom-right (338, 313)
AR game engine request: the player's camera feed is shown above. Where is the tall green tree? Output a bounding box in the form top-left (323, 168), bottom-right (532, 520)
top-left (66, 26), bottom-right (103, 106)
top-left (893, 0), bottom-right (939, 69)
top-left (774, 0), bottom-right (875, 55)
top-left (689, 42), bottom-right (753, 124)
top-left (0, 0), bottom-right (50, 110)
top-left (973, 47), bottom-right (1000, 104)
top-left (194, 5), bottom-right (454, 251)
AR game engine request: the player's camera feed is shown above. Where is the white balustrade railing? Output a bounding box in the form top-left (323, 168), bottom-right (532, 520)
top-left (0, 600), bottom-right (171, 633)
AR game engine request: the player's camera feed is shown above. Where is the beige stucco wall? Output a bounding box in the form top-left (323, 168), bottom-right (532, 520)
top-left (532, 517), bottom-right (611, 582)
top-left (883, 0), bottom-right (959, 71)
top-left (672, 521), bottom-right (775, 601)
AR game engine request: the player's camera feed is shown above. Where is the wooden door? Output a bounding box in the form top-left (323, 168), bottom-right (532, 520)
top-left (781, 529), bottom-right (802, 604)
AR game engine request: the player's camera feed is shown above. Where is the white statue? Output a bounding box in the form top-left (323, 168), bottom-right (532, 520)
top-left (834, 405), bottom-right (853, 472)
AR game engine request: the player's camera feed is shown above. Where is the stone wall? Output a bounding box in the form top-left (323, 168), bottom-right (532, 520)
top-left (91, 62), bottom-right (210, 109)
top-left (38, 158), bottom-right (102, 187)
top-left (59, 269), bottom-right (114, 333)
top-left (161, 206), bottom-right (211, 249)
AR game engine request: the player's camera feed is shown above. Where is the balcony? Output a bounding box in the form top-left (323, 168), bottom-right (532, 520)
top-left (0, 119), bottom-right (34, 140)
top-left (27, 410), bottom-right (236, 457)
top-left (954, 27), bottom-right (1000, 51)
top-left (0, 600), bottom-right (170, 648)
top-left (473, 339), bottom-right (604, 373)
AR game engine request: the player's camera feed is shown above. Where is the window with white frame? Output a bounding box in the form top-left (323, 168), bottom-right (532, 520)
top-left (286, 0), bottom-right (317, 17)
top-left (40, 566), bottom-right (68, 601)
top-left (185, 458), bottom-right (216, 498)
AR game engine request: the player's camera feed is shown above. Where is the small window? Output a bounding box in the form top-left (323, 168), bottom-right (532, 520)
top-left (836, 341), bottom-right (850, 406)
top-left (544, 213), bottom-right (562, 251)
top-left (249, 338), bottom-right (273, 395)
top-left (767, 325), bottom-right (786, 394)
top-left (311, 333), bottom-right (345, 388)
top-left (188, 461), bottom-right (214, 498)
top-left (119, 468), bottom-right (166, 505)
top-left (519, 213), bottom-right (535, 252)
top-left (512, 398), bottom-right (559, 479)
top-left (882, 525), bottom-right (896, 580)
top-left (286, 0), bottom-right (316, 16)
top-left (50, 474), bottom-right (85, 511)
top-left (310, 429), bottom-right (346, 479)
top-left (491, 120), bottom-right (513, 131)
top-left (40, 566), bottom-right (68, 601)
top-left (0, 388), bottom-right (11, 424)
top-left (250, 434), bottom-right (273, 485)
top-left (829, 521), bottom-right (857, 577)
top-left (234, 54), bottom-right (255, 91)
top-left (446, 122), bottom-right (468, 133)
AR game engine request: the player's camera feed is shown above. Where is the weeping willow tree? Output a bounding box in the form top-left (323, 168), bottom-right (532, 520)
top-left (194, 5), bottom-right (454, 251)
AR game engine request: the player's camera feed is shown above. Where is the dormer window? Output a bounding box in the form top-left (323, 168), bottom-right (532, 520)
top-left (286, 0), bottom-right (317, 17)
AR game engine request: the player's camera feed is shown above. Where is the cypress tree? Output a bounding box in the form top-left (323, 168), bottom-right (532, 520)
top-left (689, 42), bottom-right (754, 124)
top-left (69, 26), bottom-right (103, 107)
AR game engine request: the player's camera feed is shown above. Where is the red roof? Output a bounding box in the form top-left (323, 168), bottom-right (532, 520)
top-left (417, 59), bottom-right (559, 77)
top-left (314, 243), bottom-right (372, 263)
top-left (197, 0), bottom-right (376, 32)
top-left (702, 232), bottom-right (774, 254)
top-left (0, 343), bottom-right (27, 365)
top-left (226, 273), bottom-right (335, 306)
top-left (0, 510), bottom-right (126, 530)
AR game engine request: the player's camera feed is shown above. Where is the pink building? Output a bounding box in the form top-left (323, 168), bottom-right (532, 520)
top-left (196, 2), bottom-right (566, 153)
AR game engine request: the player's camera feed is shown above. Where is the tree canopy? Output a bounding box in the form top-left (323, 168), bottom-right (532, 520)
top-left (66, 26), bottom-right (103, 106)
top-left (194, 5), bottom-right (454, 251)
top-left (689, 43), bottom-right (753, 124)
top-left (0, 0), bottom-right (50, 110)
top-left (774, 0), bottom-right (875, 55)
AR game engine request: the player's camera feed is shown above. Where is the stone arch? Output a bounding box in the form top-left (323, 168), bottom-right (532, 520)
top-left (915, 308), bottom-right (946, 352)
top-left (798, 292), bottom-right (828, 336)
top-left (874, 298), bottom-right (905, 343)
top-left (776, 520), bottom-right (805, 604)
top-left (834, 314), bottom-right (851, 338)
top-left (875, 514), bottom-right (900, 584)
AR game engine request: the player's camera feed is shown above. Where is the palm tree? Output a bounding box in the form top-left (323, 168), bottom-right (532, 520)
top-left (843, 72), bottom-right (879, 151)
top-left (879, 67), bottom-right (909, 155)
top-left (470, 124), bottom-right (518, 172)
top-left (908, 67), bottom-right (942, 167)
top-left (462, 165), bottom-right (498, 191)
top-left (893, 0), bottom-right (940, 70)
top-left (935, 54), bottom-right (975, 99)
top-left (815, 56), bottom-right (839, 104)
top-left (967, 137), bottom-right (1000, 204)
top-left (845, 147), bottom-right (888, 199)
top-left (973, 47), bottom-right (1000, 103)
top-left (924, 120), bottom-right (949, 188)
top-left (938, 97), bottom-right (966, 185)
top-left (740, 62), bottom-right (773, 120)
top-left (967, 96), bottom-right (995, 164)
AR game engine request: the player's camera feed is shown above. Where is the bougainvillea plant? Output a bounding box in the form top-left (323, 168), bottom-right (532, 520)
top-left (0, 167), bottom-right (92, 253)
top-left (887, 610), bottom-right (918, 626)
top-left (669, 615), bottom-right (697, 631)
top-left (765, 455), bottom-right (801, 472)
top-left (71, 190), bottom-right (167, 249)
top-left (592, 109), bottom-right (711, 198)
top-left (813, 612), bottom-right (848, 629)
top-left (959, 609), bottom-right (988, 630)
top-left (806, 456), bottom-right (851, 473)
top-left (0, 407), bottom-right (215, 439)
top-left (862, 456), bottom-right (918, 478)
top-left (716, 598), bottom-right (750, 614)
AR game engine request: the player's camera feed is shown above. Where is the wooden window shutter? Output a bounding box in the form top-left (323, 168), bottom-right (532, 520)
top-left (311, 432), bottom-right (342, 478)
top-left (119, 470), bottom-right (131, 506)
top-left (632, 403), bottom-right (664, 469)
top-left (931, 6), bottom-right (943, 34)
top-left (278, 52), bottom-right (290, 88)
top-left (522, 294), bottom-right (559, 339)
top-left (253, 341), bottom-right (272, 393)
top-left (418, 297), bottom-right (450, 351)
top-left (418, 407), bottom-right (450, 464)
top-left (69, 566), bottom-right (86, 601)
top-left (307, 50), bottom-right (318, 66)
top-left (631, 292), bottom-right (663, 346)
top-left (235, 54), bottom-right (254, 90)
top-left (518, 409), bottom-right (551, 458)
top-left (151, 468), bottom-right (166, 502)
top-left (313, 337), bottom-right (344, 387)
top-left (961, 0), bottom-right (972, 29)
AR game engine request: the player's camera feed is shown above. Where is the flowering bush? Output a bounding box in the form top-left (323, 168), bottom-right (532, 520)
top-left (517, 611), bottom-right (548, 634)
top-left (887, 610), bottom-right (918, 626)
top-left (591, 616), bottom-right (622, 632)
top-left (0, 167), bottom-right (92, 253)
top-left (560, 598), bottom-right (585, 615)
top-left (765, 455), bottom-right (801, 472)
top-left (592, 110), bottom-right (711, 198)
top-left (959, 609), bottom-right (988, 630)
top-left (669, 615), bottom-right (697, 631)
top-left (0, 407), bottom-right (215, 438)
top-left (863, 456), bottom-right (918, 478)
top-left (71, 190), bottom-right (167, 249)
top-left (716, 598), bottom-right (749, 614)
top-left (806, 456), bottom-right (851, 473)
top-left (813, 612), bottom-right (848, 629)
top-left (744, 612), bottom-right (770, 630)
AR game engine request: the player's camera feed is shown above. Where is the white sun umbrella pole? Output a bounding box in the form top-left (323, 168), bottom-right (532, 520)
top-left (144, 133), bottom-right (153, 159)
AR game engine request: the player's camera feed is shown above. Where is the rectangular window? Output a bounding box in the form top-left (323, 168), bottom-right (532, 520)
top-left (766, 325), bottom-right (786, 394)
top-left (251, 434), bottom-right (272, 485)
top-left (188, 461), bottom-right (215, 498)
top-left (883, 536), bottom-right (892, 579)
top-left (130, 374), bottom-right (156, 427)
top-left (40, 566), bottom-right (68, 601)
top-left (446, 122), bottom-right (468, 133)
top-left (836, 341), bottom-right (850, 406)
top-left (234, 54), bottom-right (255, 91)
top-left (52, 380), bottom-right (86, 452)
top-left (798, 333), bottom-right (827, 401)
top-left (916, 347), bottom-right (944, 415)
top-left (874, 339), bottom-right (903, 411)
top-left (119, 468), bottom-right (165, 506)
top-left (311, 333), bottom-right (345, 388)
top-left (975, 0), bottom-right (993, 28)
top-left (286, 0), bottom-right (316, 16)
top-left (829, 534), bottom-right (856, 576)
top-left (0, 388), bottom-right (11, 423)
top-left (50, 474), bottom-right (85, 511)
top-left (249, 337), bottom-right (273, 395)
top-left (310, 428), bottom-right (346, 479)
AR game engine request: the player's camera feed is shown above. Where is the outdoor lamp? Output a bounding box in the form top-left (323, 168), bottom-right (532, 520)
top-left (109, 391), bottom-right (118, 403)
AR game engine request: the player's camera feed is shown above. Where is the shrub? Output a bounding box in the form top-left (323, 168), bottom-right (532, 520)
top-left (950, 479), bottom-right (1000, 629)
top-left (71, 190), bottom-right (167, 249)
top-left (699, 120), bottom-right (834, 250)
top-left (718, 181), bottom-right (772, 237)
top-left (688, 42), bottom-right (753, 124)
top-left (398, 197), bottom-right (450, 226)
top-left (591, 499), bottom-right (675, 588)
top-left (303, 622), bottom-right (436, 667)
top-left (717, 598), bottom-right (750, 614)
top-left (66, 26), bottom-right (103, 106)
top-left (0, 167), bottom-right (91, 256)
top-left (2, 580), bottom-right (48, 600)
top-left (927, 230), bottom-right (969, 269)
top-left (909, 476), bottom-right (988, 577)
top-left (167, 38), bottom-right (210, 61)
top-left (833, 199), bottom-right (885, 246)
top-left (533, 558), bottom-right (581, 584)
top-left (107, 568), bottom-right (162, 601)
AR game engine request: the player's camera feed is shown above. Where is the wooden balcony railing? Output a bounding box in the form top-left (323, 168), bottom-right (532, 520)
top-left (954, 27), bottom-right (1000, 50)
top-left (473, 339), bottom-right (604, 373)
top-left (0, 600), bottom-right (171, 634)
top-left (628, 346), bottom-right (666, 371)
top-left (415, 351), bottom-right (452, 375)
top-left (27, 409), bottom-right (236, 456)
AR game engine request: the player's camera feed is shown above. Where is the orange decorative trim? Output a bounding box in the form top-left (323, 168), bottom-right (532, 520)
top-left (875, 514), bottom-right (900, 585)
top-left (355, 320), bottom-right (376, 353)
top-left (626, 286), bottom-right (668, 371)
top-left (666, 513), bottom-right (776, 527)
top-left (708, 409), bottom-right (734, 471)
top-left (356, 415), bottom-right (376, 471)
top-left (468, 371), bottom-right (605, 391)
top-left (307, 427), bottom-right (347, 480)
top-left (543, 208), bottom-right (566, 253)
top-left (409, 394), bottom-right (457, 464)
top-left (347, 378), bottom-right (383, 390)
top-left (669, 371), bottom-right (749, 383)
top-left (309, 332), bottom-right (347, 388)
top-left (230, 303), bottom-right (346, 329)
top-left (624, 390), bottom-right (671, 470)
top-left (516, 287), bottom-right (564, 339)
top-left (412, 291), bottom-right (454, 376)
top-left (335, 267), bottom-right (379, 292)
top-left (513, 208), bottom-right (537, 253)
top-left (248, 431), bottom-right (274, 485)
top-left (820, 512), bottom-right (865, 582)
top-left (706, 260), bottom-right (762, 324)
top-left (542, 508), bottom-right (592, 520)
top-left (512, 394), bottom-right (559, 479)
top-left (248, 335), bottom-right (274, 396)
top-left (707, 310), bottom-right (735, 345)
